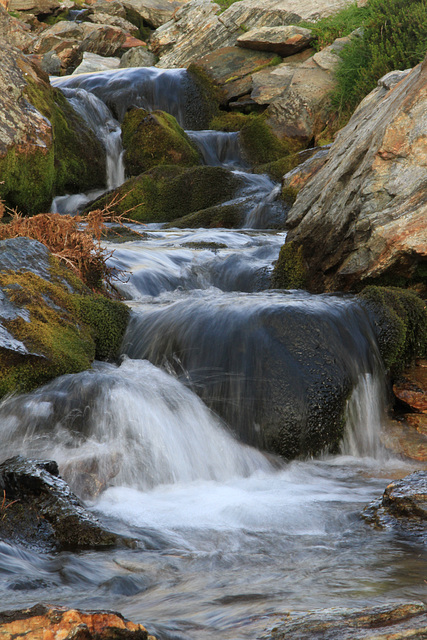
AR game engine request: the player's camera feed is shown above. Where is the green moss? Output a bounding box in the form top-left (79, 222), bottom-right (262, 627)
top-left (73, 294), bottom-right (129, 361)
top-left (270, 241), bottom-right (308, 289)
top-left (359, 286), bottom-right (427, 373)
top-left (88, 165), bottom-right (243, 223)
top-left (256, 155), bottom-right (300, 182)
top-left (281, 185), bottom-right (300, 206)
top-left (170, 203), bottom-right (243, 229)
top-left (122, 108), bottom-right (201, 176)
top-left (187, 63), bottom-right (222, 124)
top-left (43, 10), bottom-right (70, 25)
top-left (209, 112), bottom-right (249, 132)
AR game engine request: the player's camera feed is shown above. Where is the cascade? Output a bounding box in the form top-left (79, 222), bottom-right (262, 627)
top-left (0, 65), bottom-right (424, 640)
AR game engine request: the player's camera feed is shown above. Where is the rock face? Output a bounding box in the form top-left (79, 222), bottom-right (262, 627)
top-left (0, 604), bottom-right (154, 639)
top-left (363, 471), bottom-right (427, 542)
top-left (0, 44), bottom-right (105, 213)
top-left (282, 58), bottom-right (427, 293)
top-left (0, 456), bottom-right (124, 550)
top-left (151, 0), bottom-right (353, 69)
top-left (264, 603), bottom-right (427, 640)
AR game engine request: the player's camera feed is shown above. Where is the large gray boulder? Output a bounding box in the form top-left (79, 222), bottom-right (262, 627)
top-left (151, 0), bottom-right (354, 68)
top-left (280, 58), bottom-right (427, 293)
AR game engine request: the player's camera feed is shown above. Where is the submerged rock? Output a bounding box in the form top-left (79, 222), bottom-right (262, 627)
top-left (281, 57), bottom-right (427, 293)
top-left (263, 602), bottom-right (427, 639)
top-left (0, 604), bottom-right (154, 638)
top-left (0, 456), bottom-right (127, 550)
top-left (363, 471), bottom-right (427, 542)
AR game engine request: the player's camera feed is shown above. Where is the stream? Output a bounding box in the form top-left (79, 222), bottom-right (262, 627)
top-left (0, 66), bottom-right (426, 640)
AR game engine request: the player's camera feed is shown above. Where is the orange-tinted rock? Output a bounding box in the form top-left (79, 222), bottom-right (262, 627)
top-left (383, 419), bottom-right (427, 462)
top-left (406, 413), bottom-right (427, 436)
top-left (282, 146), bottom-right (329, 195)
top-left (393, 360), bottom-right (427, 413)
top-left (122, 35), bottom-right (147, 49)
top-left (0, 5), bottom-right (35, 51)
top-left (0, 604), bottom-right (155, 639)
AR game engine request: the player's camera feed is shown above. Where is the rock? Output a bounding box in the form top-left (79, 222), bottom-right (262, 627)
top-left (0, 6), bottom-right (35, 51)
top-left (87, 11), bottom-right (140, 35)
top-left (80, 24), bottom-right (131, 56)
top-left (281, 56), bottom-right (427, 293)
top-left (123, 0), bottom-right (190, 29)
top-left (237, 25), bottom-right (313, 57)
top-left (252, 35), bottom-right (356, 143)
top-left (119, 46), bottom-right (156, 67)
top-left (393, 361), bottom-right (427, 413)
top-left (0, 456), bottom-right (126, 550)
top-left (87, 165), bottom-right (244, 223)
top-left (90, 0), bottom-right (128, 18)
top-left (0, 237), bottom-right (129, 396)
top-left (122, 108), bottom-right (201, 176)
top-left (382, 419), bottom-right (427, 462)
top-left (0, 43), bottom-right (105, 213)
top-left (8, 0), bottom-right (61, 16)
top-left (281, 146), bottom-right (330, 204)
top-left (263, 602), bottom-right (427, 639)
top-left (170, 202), bottom-right (244, 228)
top-left (73, 51), bottom-right (121, 74)
top-left (363, 471), bottom-right (427, 542)
top-left (195, 46), bottom-right (279, 104)
top-left (43, 40), bottom-right (83, 73)
top-left (152, 0), bottom-right (354, 69)
top-left (0, 604), bottom-right (154, 639)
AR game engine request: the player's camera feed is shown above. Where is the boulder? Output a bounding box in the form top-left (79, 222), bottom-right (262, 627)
top-left (119, 45), bottom-right (156, 67)
top-left (80, 24), bottom-right (132, 56)
top-left (73, 51), bottom-right (121, 74)
top-left (393, 361), bottom-right (427, 413)
top-left (122, 108), bottom-right (201, 175)
top-left (363, 471), bottom-right (427, 542)
top-left (8, 0), bottom-right (61, 16)
top-left (0, 6), bottom-right (35, 51)
top-left (0, 44), bottom-right (105, 213)
top-left (0, 237), bottom-right (129, 396)
top-left (237, 25), bottom-right (313, 57)
top-left (87, 165), bottom-right (244, 222)
top-left (383, 418), bottom-right (427, 462)
top-left (90, 0), bottom-right (128, 18)
top-left (0, 456), bottom-right (125, 550)
top-left (122, 0), bottom-right (191, 29)
top-left (86, 11), bottom-right (140, 35)
top-left (265, 603), bottom-right (427, 640)
top-left (0, 605), bottom-right (154, 640)
top-left (281, 58), bottom-right (427, 293)
top-left (152, 0), bottom-right (354, 69)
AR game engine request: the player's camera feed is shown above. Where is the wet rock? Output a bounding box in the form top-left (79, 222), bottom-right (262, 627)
top-left (119, 46), bottom-right (156, 67)
top-left (0, 604), bottom-right (154, 639)
top-left (263, 602), bottom-right (427, 639)
top-left (152, 0), bottom-right (354, 69)
top-left (0, 456), bottom-right (126, 550)
top-left (122, 108), bottom-right (201, 175)
top-left (122, 0), bottom-right (191, 29)
top-left (393, 361), bottom-right (427, 414)
top-left (73, 51), bottom-right (121, 74)
top-left (195, 46), bottom-right (279, 104)
top-left (382, 419), bottom-right (427, 462)
top-left (237, 25), bottom-right (313, 57)
top-left (281, 56), bottom-right (427, 293)
top-left (0, 43), bottom-right (105, 213)
top-left (363, 471), bottom-right (427, 542)
top-left (87, 165), bottom-right (244, 223)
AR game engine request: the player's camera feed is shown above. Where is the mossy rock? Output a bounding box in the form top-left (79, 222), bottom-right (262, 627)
top-left (0, 239), bottom-right (129, 397)
top-left (87, 165), bottom-right (244, 223)
top-left (210, 112), bottom-right (303, 167)
top-left (256, 155), bottom-right (301, 182)
top-left (169, 203), bottom-right (243, 229)
top-left (0, 68), bottom-right (105, 215)
top-left (121, 108), bottom-right (201, 176)
top-left (358, 286), bottom-right (427, 374)
top-left (270, 241), bottom-right (308, 290)
top-left (187, 63), bottom-right (222, 127)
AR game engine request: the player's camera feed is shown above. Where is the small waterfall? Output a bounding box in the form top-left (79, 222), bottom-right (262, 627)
top-left (341, 372), bottom-right (387, 459)
top-left (186, 130), bottom-right (247, 169)
top-left (0, 359), bottom-right (273, 497)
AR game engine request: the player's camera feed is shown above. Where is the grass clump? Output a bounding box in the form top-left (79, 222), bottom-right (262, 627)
top-left (359, 286), bottom-right (427, 373)
top-left (300, 3), bottom-right (367, 50)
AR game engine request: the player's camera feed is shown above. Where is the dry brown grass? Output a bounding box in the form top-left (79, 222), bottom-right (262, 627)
top-left (0, 194), bottom-right (144, 293)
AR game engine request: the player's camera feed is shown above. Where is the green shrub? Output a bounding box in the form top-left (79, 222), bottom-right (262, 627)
top-left (300, 2), bottom-right (367, 50)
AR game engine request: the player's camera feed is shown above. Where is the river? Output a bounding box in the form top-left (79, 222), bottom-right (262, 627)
top-left (0, 66), bottom-right (425, 640)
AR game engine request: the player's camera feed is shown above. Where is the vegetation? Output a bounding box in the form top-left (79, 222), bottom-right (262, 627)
top-left (270, 241), bottom-right (307, 290)
top-left (359, 286), bottom-right (427, 373)
top-left (170, 203), bottom-right (243, 228)
top-left (302, 0), bottom-right (427, 123)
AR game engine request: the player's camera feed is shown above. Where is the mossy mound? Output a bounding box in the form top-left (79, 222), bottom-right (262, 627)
top-left (270, 241), bottom-right (308, 290)
top-left (0, 64), bottom-right (105, 215)
top-left (187, 63), bottom-right (222, 127)
top-left (0, 239), bottom-right (129, 397)
top-left (256, 155), bottom-right (301, 182)
top-left (359, 286), bottom-right (427, 373)
top-left (170, 203), bottom-right (243, 229)
top-left (121, 108), bottom-right (201, 176)
top-left (88, 165), bottom-right (243, 223)
top-left (210, 112), bottom-right (303, 167)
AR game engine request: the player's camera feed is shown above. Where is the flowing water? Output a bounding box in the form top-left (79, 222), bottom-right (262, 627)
top-left (0, 67), bottom-right (426, 639)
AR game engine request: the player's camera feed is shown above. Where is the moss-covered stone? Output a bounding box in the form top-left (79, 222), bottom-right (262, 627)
top-left (0, 250), bottom-right (129, 397)
top-left (270, 241), bottom-right (308, 289)
top-left (170, 203), bottom-right (243, 229)
top-left (87, 165), bottom-right (243, 223)
top-left (359, 286), bottom-right (427, 373)
top-left (256, 155), bottom-right (300, 182)
top-left (187, 63), bottom-right (222, 127)
top-left (281, 184), bottom-right (300, 206)
top-left (122, 108), bottom-right (201, 177)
